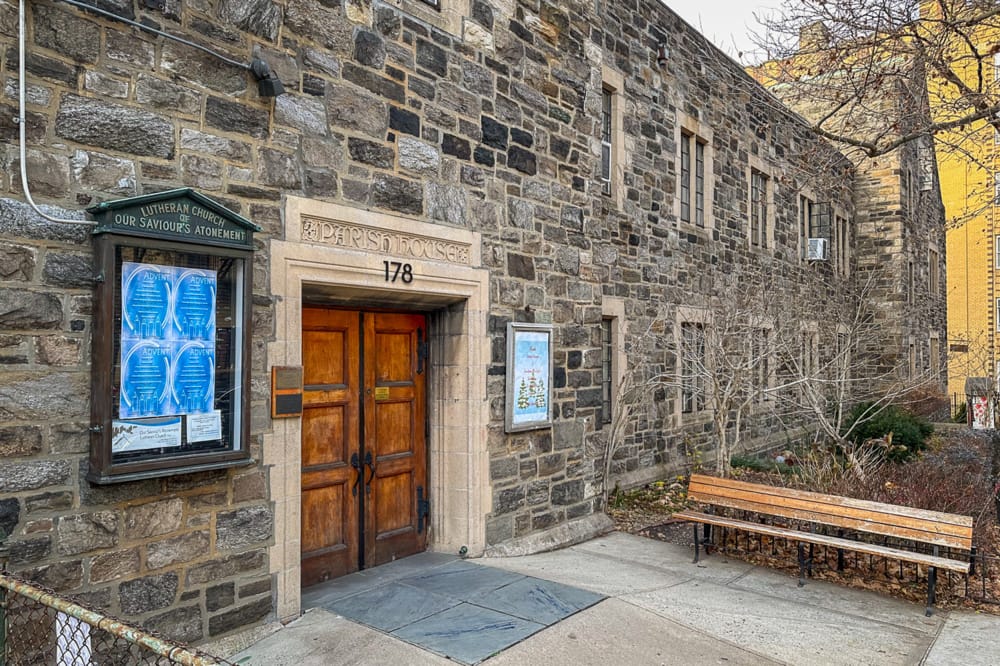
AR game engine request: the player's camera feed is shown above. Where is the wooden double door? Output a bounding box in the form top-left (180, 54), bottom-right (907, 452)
top-left (300, 308), bottom-right (428, 587)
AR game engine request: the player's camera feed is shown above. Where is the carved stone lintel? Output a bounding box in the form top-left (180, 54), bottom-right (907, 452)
top-left (301, 216), bottom-right (472, 266)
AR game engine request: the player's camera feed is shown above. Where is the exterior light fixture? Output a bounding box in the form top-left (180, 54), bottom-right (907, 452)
top-left (657, 42), bottom-right (669, 67)
top-left (251, 56), bottom-right (285, 98)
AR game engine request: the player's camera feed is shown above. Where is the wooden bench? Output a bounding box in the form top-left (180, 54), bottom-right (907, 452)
top-left (673, 473), bottom-right (974, 615)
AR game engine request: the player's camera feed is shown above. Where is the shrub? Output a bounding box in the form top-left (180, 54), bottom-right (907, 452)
top-left (953, 402), bottom-right (967, 424)
top-left (842, 402), bottom-right (933, 461)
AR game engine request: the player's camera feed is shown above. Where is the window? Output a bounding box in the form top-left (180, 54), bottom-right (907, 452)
top-left (419, 0), bottom-right (440, 7)
top-left (799, 195), bottom-right (812, 260)
top-left (801, 329), bottom-right (819, 378)
top-left (930, 335), bottom-right (940, 378)
top-left (996, 235), bottom-right (1000, 269)
top-left (995, 173), bottom-right (1000, 204)
top-left (681, 322), bottom-right (706, 413)
top-left (601, 297), bottom-right (624, 427)
top-left (601, 88), bottom-right (612, 197)
top-left (810, 202), bottom-right (832, 240)
top-left (680, 131), bottom-right (709, 227)
top-left (996, 297), bottom-right (1000, 331)
top-left (750, 168), bottom-right (769, 248)
top-left (695, 140), bottom-right (705, 227)
top-left (908, 260), bottom-right (915, 304)
top-left (835, 327), bottom-right (850, 379)
top-left (680, 134), bottom-right (691, 222)
top-left (928, 247), bottom-right (939, 293)
top-left (995, 52), bottom-right (1000, 82)
top-left (601, 318), bottom-right (613, 424)
top-left (909, 340), bottom-right (916, 379)
top-left (904, 167), bottom-right (918, 214)
top-left (902, 168), bottom-right (910, 212)
top-left (835, 215), bottom-right (850, 276)
top-left (676, 113), bottom-right (713, 230)
top-left (754, 328), bottom-right (772, 402)
top-left (600, 67), bottom-right (625, 206)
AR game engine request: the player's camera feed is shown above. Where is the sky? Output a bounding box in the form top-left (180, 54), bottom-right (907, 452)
top-left (663, 0), bottom-right (781, 63)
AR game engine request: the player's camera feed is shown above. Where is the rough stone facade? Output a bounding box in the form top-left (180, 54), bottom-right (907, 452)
top-left (0, 0), bottom-right (915, 644)
top-left (754, 46), bottom-right (948, 391)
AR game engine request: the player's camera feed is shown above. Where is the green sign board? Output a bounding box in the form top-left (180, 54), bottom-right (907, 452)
top-left (88, 188), bottom-right (261, 251)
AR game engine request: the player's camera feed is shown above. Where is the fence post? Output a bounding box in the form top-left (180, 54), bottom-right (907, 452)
top-left (991, 430), bottom-right (1000, 525)
top-left (1, 546), bottom-right (7, 666)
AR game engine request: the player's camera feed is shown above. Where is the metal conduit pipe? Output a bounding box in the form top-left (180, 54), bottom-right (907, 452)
top-left (17, 0), bottom-right (94, 226)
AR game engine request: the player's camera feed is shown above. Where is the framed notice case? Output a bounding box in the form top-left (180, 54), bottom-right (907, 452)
top-left (88, 189), bottom-right (260, 483)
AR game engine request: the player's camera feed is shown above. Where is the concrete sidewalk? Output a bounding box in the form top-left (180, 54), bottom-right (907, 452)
top-left (228, 532), bottom-right (999, 665)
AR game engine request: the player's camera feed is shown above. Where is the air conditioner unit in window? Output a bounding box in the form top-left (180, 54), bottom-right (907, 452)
top-left (807, 238), bottom-right (828, 261)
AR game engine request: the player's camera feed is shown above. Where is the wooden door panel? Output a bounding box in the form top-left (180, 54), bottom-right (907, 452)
top-left (374, 331), bottom-right (415, 382)
top-left (374, 472), bottom-right (413, 534)
top-left (301, 404), bottom-right (348, 467)
top-left (302, 484), bottom-right (347, 552)
top-left (364, 312), bottom-right (427, 567)
top-left (301, 308), bottom-right (360, 587)
top-left (373, 401), bottom-right (415, 456)
top-left (302, 330), bottom-right (348, 385)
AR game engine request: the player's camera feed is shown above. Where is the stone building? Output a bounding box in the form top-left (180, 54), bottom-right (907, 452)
top-left (0, 0), bottom-right (915, 646)
top-left (752, 25), bottom-right (948, 396)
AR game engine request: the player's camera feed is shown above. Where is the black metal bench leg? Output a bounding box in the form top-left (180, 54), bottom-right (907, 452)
top-left (837, 530), bottom-right (845, 572)
top-left (925, 566), bottom-right (937, 617)
top-left (797, 544), bottom-right (807, 587)
top-left (693, 523), bottom-right (700, 563)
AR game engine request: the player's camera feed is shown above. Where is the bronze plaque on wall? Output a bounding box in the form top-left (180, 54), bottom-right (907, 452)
top-left (271, 366), bottom-right (303, 418)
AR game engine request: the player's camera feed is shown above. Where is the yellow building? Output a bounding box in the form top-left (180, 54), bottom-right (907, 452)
top-left (930, 17), bottom-right (1000, 401)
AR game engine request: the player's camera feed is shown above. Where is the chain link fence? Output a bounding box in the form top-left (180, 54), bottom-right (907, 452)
top-left (0, 568), bottom-right (234, 666)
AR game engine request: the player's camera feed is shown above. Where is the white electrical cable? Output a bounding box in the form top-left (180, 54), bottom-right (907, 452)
top-left (17, 0), bottom-right (94, 226)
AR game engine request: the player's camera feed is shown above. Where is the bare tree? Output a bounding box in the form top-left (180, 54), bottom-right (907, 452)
top-left (767, 262), bottom-right (942, 479)
top-left (600, 256), bottom-right (943, 491)
top-left (750, 1), bottom-right (1000, 162)
top-left (601, 268), bottom-right (794, 481)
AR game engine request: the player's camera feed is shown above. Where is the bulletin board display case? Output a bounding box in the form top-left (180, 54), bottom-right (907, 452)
top-left (88, 189), bottom-right (259, 484)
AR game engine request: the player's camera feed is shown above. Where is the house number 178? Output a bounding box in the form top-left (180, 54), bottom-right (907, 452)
top-left (384, 261), bottom-right (414, 284)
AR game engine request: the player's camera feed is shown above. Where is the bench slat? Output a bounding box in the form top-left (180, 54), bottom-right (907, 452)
top-left (673, 510), bottom-right (971, 574)
top-left (689, 474), bottom-right (973, 528)
top-left (687, 483), bottom-right (973, 550)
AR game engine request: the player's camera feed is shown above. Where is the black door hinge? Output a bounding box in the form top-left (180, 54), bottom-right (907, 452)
top-left (417, 485), bottom-right (430, 533)
top-left (417, 328), bottom-right (429, 374)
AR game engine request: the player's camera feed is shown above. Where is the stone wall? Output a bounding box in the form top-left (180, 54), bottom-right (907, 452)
top-left (756, 54), bottom-right (948, 387)
top-left (0, 0), bottom-right (865, 643)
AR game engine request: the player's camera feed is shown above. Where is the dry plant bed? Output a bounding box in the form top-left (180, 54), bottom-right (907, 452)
top-left (608, 429), bottom-right (1000, 613)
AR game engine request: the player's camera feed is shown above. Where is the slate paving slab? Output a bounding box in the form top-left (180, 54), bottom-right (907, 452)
top-left (302, 558), bottom-right (606, 664)
top-left (391, 603), bottom-right (545, 665)
top-left (324, 581), bottom-right (461, 632)
top-left (399, 559), bottom-right (526, 599)
top-left (468, 576), bottom-right (604, 626)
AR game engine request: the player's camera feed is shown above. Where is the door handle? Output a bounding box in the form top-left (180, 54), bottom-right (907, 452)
top-left (350, 452), bottom-right (361, 497)
top-left (364, 451), bottom-right (376, 496)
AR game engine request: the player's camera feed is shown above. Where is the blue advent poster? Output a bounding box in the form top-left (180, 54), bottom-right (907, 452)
top-left (511, 330), bottom-right (549, 427)
top-left (120, 262), bottom-right (216, 419)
